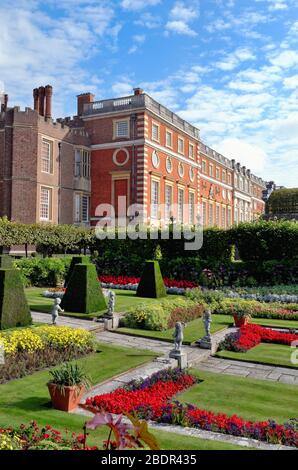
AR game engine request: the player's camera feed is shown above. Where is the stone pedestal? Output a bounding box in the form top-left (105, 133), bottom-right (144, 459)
top-left (169, 349), bottom-right (188, 369)
top-left (196, 335), bottom-right (212, 350)
top-left (103, 314), bottom-right (119, 330)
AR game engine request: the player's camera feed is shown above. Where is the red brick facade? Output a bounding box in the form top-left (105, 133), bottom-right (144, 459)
top-left (0, 86), bottom-right (266, 229)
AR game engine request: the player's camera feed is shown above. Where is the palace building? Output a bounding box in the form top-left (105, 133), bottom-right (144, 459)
top-left (0, 86), bottom-right (267, 228)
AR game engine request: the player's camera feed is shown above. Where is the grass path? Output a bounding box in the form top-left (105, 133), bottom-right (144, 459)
top-left (217, 343), bottom-right (298, 369)
top-left (178, 369), bottom-right (298, 423)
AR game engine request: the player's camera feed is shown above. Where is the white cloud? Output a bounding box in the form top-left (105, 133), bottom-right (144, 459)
top-left (121, 0), bottom-right (160, 11)
top-left (215, 48), bottom-right (256, 71)
top-left (111, 82), bottom-right (133, 95)
top-left (215, 139), bottom-right (267, 173)
top-left (134, 13), bottom-right (161, 29)
top-left (165, 20), bottom-right (197, 37)
top-left (165, 1), bottom-right (199, 37)
top-left (128, 34), bottom-right (146, 54)
top-left (283, 74), bottom-right (298, 88)
top-left (269, 50), bottom-right (298, 68)
top-left (0, 2), bottom-right (117, 115)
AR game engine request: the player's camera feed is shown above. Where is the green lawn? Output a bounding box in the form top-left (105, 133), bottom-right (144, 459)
top-left (217, 343), bottom-right (298, 369)
top-left (0, 343), bottom-right (247, 450)
top-left (118, 314), bottom-right (233, 344)
top-left (25, 287), bottom-right (180, 319)
top-left (178, 369), bottom-right (298, 423)
top-left (251, 317), bottom-right (298, 329)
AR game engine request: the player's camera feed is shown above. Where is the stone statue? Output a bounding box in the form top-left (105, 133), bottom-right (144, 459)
top-left (107, 290), bottom-right (116, 318)
top-left (51, 297), bottom-right (64, 325)
top-left (196, 309), bottom-right (212, 350)
top-left (203, 309), bottom-right (212, 338)
top-left (173, 321), bottom-right (185, 351)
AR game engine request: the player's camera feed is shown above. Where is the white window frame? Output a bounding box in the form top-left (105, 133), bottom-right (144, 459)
top-left (201, 159), bottom-right (207, 174)
top-left (152, 121), bottom-right (160, 143)
top-left (165, 184), bottom-right (173, 221)
top-left (178, 188), bottom-right (184, 223)
top-left (82, 195), bottom-right (89, 222)
top-left (74, 194), bottom-right (81, 222)
top-left (189, 191), bottom-right (195, 225)
top-left (189, 143), bottom-right (195, 159)
top-left (151, 178), bottom-right (160, 219)
top-left (165, 129), bottom-right (173, 149)
top-left (41, 138), bottom-right (53, 174)
top-left (216, 167), bottom-right (220, 180)
top-left (209, 163), bottom-right (214, 177)
top-left (40, 186), bottom-right (52, 221)
top-left (178, 137), bottom-right (184, 155)
top-left (113, 118), bottom-right (130, 139)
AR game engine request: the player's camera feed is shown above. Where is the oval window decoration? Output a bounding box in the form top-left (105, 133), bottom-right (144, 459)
top-left (113, 148), bottom-right (130, 167)
top-left (178, 163), bottom-right (184, 178)
top-left (189, 167), bottom-right (195, 182)
top-left (152, 150), bottom-right (160, 168)
top-left (166, 156), bottom-right (173, 173)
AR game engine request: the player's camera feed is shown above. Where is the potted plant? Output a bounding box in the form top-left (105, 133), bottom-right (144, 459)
top-left (231, 301), bottom-right (252, 327)
top-left (47, 363), bottom-right (91, 412)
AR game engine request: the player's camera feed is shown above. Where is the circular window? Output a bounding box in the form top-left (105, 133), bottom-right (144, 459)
top-left (178, 163), bottom-right (184, 178)
top-left (152, 151), bottom-right (160, 168)
top-left (189, 167), bottom-right (195, 182)
top-left (166, 157), bottom-right (173, 173)
top-left (113, 148), bottom-right (129, 166)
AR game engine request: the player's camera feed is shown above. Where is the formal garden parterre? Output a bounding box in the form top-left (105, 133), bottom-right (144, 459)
top-left (0, 219), bottom-right (298, 450)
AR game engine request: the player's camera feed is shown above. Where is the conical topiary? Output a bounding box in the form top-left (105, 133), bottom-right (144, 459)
top-left (61, 263), bottom-right (106, 314)
top-left (64, 256), bottom-right (91, 287)
top-left (0, 268), bottom-right (32, 330)
top-left (136, 260), bottom-right (167, 299)
top-left (0, 255), bottom-right (13, 269)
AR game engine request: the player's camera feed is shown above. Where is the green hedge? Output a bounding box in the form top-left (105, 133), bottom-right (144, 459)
top-left (0, 268), bottom-right (32, 329)
top-left (61, 263), bottom-right (106, 314)
top-left (230, 220), bottom-right (298, 261)
top-left (14, 257), bottom-right (71, 287)
top-left (136, 260), bottom-right (166, 299)
top-left (124, 298), bottom-right (205, 331)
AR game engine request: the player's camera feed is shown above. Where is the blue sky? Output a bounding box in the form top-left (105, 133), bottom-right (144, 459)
top-left (0, 0), bottom-right (297, 186)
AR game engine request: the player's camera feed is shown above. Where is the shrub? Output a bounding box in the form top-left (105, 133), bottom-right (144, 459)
top-left (217, 298), bottom-right (298, 320)
top-left (230, 220), bottom-right (298, 261)
top-left (14, 257), bottom-right (71, 287)
top-left (0, 268), bottom-right (32, 330)
top-left (124, 298), bottom-right (204, 331)
top-left (185, 288), bottom-right (224, 312)
top-left (61, 263), bottom-right (106, 314)
top-left (64, 255), bottom-right (90, 287)
top-left (0, 255), bottom-right (13, 268)
top-left (136, 260), bottom-right (166, 299)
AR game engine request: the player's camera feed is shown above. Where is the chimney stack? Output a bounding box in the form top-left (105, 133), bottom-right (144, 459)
top-left (38, 86), bottom-right (45, 116)
top-left (33, 88), bottom-right (39, 112)
top-left (133, 87), bottom-right (144, 96)
top-left (45, 85), bottom-right (53, 119)
top-left (77, 92), bottom-right (95, 116)
top-left (1, 94), bottom-right (8, 112)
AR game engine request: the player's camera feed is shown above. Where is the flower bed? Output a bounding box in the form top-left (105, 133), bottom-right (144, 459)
top-left (99, 275), bottom-right (198, 295)
top-left (83, 368), bottom-right (298, 448)
top-left (220, 324), bottom-right (298, 353)
top-left (123, 298), bottom-right (205, 331)
top-left (0, 326), bottom-right (95, 383)
top-left (0, 421), bottom-right (86, 450)
top-left (218, 298), bottom-right (298, 321)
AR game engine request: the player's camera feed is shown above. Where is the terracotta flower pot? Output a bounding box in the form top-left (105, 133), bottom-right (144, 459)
top-left (47, 382), bottom-right (85, 412)
top-left (233, 314), bottom-right (248, 327)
